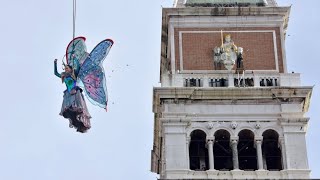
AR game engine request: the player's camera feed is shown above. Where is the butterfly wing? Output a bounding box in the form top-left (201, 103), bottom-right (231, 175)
top-left (80, 66), bottom-right (107, 108)
top-left (78, 39), bottom-right (114, 109)
top-left (66, 36), bottom-right (89, 74)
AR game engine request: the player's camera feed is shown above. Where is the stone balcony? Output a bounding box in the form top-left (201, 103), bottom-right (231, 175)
top-left (161, 72), bottom-right (301, 88)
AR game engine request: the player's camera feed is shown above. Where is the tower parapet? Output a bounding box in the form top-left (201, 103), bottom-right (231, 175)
top-left (175, 0), bottom-right (278, 7)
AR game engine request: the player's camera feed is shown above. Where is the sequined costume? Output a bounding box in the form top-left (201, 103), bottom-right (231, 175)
top-left (54, 36), bottom-right (113, 133)
top-left (54, 61), bottom-right (91, 133)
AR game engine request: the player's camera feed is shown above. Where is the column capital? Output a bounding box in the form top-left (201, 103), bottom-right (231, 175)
top-left (255, 136), bottom-right (263, 141)
top-left (230, 136), bottom-right (239, 141)
top-left (186, 137), bottom-right (191, 146)
top-left (230, 139), bottom-right (238, 146)
top-left (278, 137), bottom-right (285, 150)
top-left (278, 137), bottom-right (285, 144)
top-left (255, 137), bottom-right (263, 145)
top-left (206, 137), bottom-right (215, 142)
top-left (230, 136), bottom-right (239, 146)
top-left (255, 140), bottom-right (262, 146)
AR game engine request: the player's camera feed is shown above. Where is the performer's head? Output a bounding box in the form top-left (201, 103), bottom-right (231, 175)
top-left (64, 64), bottom-right (73, 73)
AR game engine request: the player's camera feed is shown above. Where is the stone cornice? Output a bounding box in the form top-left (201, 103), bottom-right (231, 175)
top-left (163, 6), bottom-right (290, 17)
top-left (153, 86), bottom-right (312, 113)
top-left (279, 117), bottom-right (310, 125)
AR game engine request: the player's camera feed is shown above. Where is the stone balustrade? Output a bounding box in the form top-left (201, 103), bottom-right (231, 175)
top-left (162, 72), bottom-right (300, 88)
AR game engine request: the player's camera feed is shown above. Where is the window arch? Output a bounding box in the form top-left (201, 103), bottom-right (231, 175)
top-left (213, 130), bottom-right (233, 170)
top-left (189, 130), bottom-right (209, 171)
top-left (262, 129), bottom-right (283, 170)
top-left (238, 129), bottom-right (257, 170)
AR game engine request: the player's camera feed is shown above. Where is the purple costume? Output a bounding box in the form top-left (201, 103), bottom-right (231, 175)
top-left (54, 36), bottom-right (113, 133)
top-left (54, 63), bottom-right (91, 133)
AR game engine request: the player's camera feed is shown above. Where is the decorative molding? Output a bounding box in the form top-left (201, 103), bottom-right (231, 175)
top-left (230, 122), bottom-right (238, 129)
top-left (207, 122), bottom-right (214, 129)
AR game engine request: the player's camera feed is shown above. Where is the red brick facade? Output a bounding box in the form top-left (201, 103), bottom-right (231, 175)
top-left (174, 27), bottom-right (284, 72)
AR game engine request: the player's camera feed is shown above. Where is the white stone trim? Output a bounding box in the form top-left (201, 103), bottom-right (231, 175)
top-left (179, 31), bottom-right (184, 71)
top-left (187, 127), bottom-right (209, 137)
top-left (179, 69), bottom-right (279, 73)
top-left (259, 126), bottom-right (283, 137)
top-left (169, 16), bottom-right (284, 28)
top-left (273, 30), bottom-right (279, 72)
top-left (280, 23), bottom-right (288, 73)
top-left (235, 126), bottom-right (257, 136)
top-left (178, 30), bottom-right (280, 73)
top-left (170, 24), bottom-right (176, 74)
top-left (211, 127), bottom-right (234, 137)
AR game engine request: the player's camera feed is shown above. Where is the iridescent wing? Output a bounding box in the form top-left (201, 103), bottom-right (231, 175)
top-left (78, 39), bottom-right (114, 109)
top-left (66, 36), bottom-right (89, 74)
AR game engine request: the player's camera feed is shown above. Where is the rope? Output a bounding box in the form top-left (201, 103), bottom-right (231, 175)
top-left (72, 0), bottom-right (77, 40)
top-left (71, 0), bottom-right (77, 73)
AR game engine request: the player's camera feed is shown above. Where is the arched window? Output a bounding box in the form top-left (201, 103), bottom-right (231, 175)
top-left (262, 130), bottom-right (283, 170)
top-left (238, 130), bottom-right (257, 170)
top-left (213, 130), bottom-right (233, 170)
top-left (189, 130), bottom-right (209, 171)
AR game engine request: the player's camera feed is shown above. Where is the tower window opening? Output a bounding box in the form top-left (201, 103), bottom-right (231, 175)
top-left (189, 130), bottom-right (209, 171)
top-left (262, 130), bottom-right (283, 171)
top-left (185, 78), bottom-right (203, 87)
top-left (266, 79), bottom-right (273, 86)
top-left (213, 130), bottom-right (233, 170)
top-left (190, 78), bottom-right (197, 87)
top-left (245, 78), bottom-right (254, 87)
top-left (209, 79), bottom-right (215, 87)
top-left (260, 78), bottom-right (279, 87)
top-left (209, 78), bottom-right (228, 87)
top-left (238, 130), bottom-right (258, 171)
top-left (260, 79), bottom-right (266, 86)
top-left (235, 78), bottom-right (254, 87)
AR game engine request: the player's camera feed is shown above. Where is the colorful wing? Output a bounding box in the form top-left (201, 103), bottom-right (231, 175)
top-left (66, 36), bottom-right (88, 73)
top-left (78, 39), bottom-right (114, 109)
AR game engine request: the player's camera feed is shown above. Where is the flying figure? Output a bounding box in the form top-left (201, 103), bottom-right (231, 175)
top-left (54, 37), bottom-right (113, 133)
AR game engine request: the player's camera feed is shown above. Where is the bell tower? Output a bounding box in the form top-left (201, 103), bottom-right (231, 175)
top-left (151, 0), bottom-right (313, 179)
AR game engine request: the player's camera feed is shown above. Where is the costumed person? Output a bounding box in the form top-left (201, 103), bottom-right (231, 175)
top-left (54, 36), bottom-right (114, 133)
top-left (54, 59), bottom-right (91, 133)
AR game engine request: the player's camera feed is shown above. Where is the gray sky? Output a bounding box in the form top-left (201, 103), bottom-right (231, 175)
top-left (0, 0), bottom-right (318, 179)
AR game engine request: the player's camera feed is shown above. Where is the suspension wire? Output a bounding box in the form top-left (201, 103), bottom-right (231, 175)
top-left (62, 0), bottom-right (77, 70)
top-left (71, 0), bottom-right (77, 73)
top-left (73, 0), bottom-right (77, 40)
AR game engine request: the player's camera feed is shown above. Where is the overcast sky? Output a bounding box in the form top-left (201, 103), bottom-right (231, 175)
top-left (0, 0), bottom-right (318, 179)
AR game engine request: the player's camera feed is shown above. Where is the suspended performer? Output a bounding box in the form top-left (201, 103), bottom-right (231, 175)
top-left (54, 36), bottom-right (114, 133)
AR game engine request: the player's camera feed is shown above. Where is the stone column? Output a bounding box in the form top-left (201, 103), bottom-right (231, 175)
top-left (207, 138), bottom-right (215, 170)
top-left (279, 137), bottom-right (287, 169)
top-left (254, 75), bottom-right (260, 87)
top-left (186, 137), bottom-right (190, 169)
top-left (255, 139), bottom-right (264, 170)
top-left (230, 139), bottom-right (239, 169)
top-left (203, 76), bottom-right (209, 87)
top-left (228, 74), bottom-right (235, 87)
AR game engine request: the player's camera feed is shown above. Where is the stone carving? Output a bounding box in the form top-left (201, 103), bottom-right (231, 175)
top-left (230, 122), bottom-right (238, 129)
top-left (213, 33), bottom-right (244, 70)
top-left (255, 123), bottom-right (261, 129)
top-left (207, 122), bottom-right (214, 129)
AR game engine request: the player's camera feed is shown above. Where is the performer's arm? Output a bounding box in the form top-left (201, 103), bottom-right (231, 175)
top-left (54, 59), bottom-right (61, 78)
